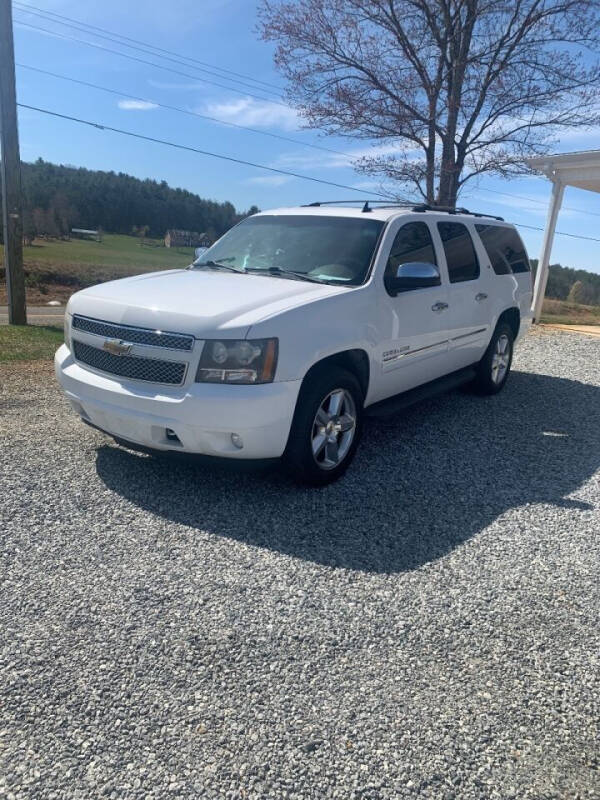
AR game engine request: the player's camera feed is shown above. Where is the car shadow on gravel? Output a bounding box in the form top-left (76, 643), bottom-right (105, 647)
top-left (95, 371), bottom-right (600, 573)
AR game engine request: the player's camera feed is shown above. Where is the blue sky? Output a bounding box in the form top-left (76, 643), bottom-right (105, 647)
top-left (13, 0), bottom-right (600, 274)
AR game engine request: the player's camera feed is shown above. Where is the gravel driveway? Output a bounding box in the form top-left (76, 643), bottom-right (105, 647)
top-left (1, 329), bottom-right (599, 800)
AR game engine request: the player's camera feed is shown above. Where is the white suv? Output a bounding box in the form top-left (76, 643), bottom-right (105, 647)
top-left (55, 202), bottom-right (533, 485)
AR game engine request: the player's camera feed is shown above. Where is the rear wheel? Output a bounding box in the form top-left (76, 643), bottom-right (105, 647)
top-left (472, 322), bottom-right (514, 395)
top-left (283, 367), bottom-right (363, 486)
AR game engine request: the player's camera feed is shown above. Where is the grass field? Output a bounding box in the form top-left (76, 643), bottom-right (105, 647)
top-left (0, 325), bottom-right (63, 363)
top-left (21, 234), bottom-right (195, 270)
top-left (0, 234), bottom-right (195, 304)
top-left (539, 298), bottom-right (600, 326)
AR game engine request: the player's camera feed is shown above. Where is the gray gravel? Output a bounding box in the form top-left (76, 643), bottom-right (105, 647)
top-left (1, 328), bottom-right (599, 800)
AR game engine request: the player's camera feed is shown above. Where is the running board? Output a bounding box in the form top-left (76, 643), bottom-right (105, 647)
top-left (365, 366), bottom-right (476, 418)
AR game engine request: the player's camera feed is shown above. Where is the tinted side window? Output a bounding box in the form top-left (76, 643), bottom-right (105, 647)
top-left (385, 221), bottom-right (437, 284)
top-left (437, 222), bottom-right (480, 283)
top-left (475, 224), bottom-right (530, 274)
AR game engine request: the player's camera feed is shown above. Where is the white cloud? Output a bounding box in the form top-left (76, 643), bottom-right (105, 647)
top-left (272, 141), bottom-right (418, 171)
top-left (351, 180), bottom-right (384, 190)
top-left (545, 126), bottom-right (600, 145)
top-left (148, 80), bottom-right (203, 91)
top-left (246, 175), bottom-right (293, 187)
top-left (204, 98), bottom-right (300, 131)
top-left (470, 193), bottom-right (549, 217)
top-left (464, 188), bottom-right (583, 220)
top-left (118, 100), bottom-right (158, 111)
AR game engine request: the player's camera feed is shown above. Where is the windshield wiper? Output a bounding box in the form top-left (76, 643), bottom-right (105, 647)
top-left (245, 266), bottom-right (324, 284)
top-left (194, 259), bottom-right (241, 273)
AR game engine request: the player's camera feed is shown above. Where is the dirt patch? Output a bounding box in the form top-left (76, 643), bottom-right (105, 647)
top-left (542, 323), bottom-right (600, 337)
top-left (0, 257), bottom-right (154, 306)
top-left (0, 360), bottom-right (55, 377)
top-left (0, 283), bottom-right (74, 305)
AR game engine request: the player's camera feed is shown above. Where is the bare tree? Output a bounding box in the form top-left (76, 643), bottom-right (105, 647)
top-left (259, 0), bottom-right (600, 205)
top-left (567, 278), bottom-right (593, 304)
top-left (22, 209), bottom-right (36, 246)
top-left (52, 192), bottom-right (76, 239)
top-left (32, 206), bottom-right (45, 237)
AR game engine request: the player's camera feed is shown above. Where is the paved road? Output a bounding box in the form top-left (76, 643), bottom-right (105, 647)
top-left (0, 305), bottom-right (64, 325)
top-left (1, 329), bottom-right (599, 799)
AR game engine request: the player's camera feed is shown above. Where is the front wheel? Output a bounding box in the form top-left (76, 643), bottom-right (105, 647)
top-left (472, 322), bottom-right (514, 395)
top-left (283, 367), bottom-right (363, 486)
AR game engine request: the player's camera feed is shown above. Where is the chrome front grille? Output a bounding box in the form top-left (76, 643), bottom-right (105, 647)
top-left (73, 341), bottom-right (187, 385)
top-left (72, 314), bottom-right (194, 351)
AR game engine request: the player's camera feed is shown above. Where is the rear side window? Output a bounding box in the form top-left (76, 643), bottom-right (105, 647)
top-left (437, 222), bottom-right (480, 283)
top-left (475, 224), bottom-right (530, 274)
top-left (385, 221), bottom-right (437, 281)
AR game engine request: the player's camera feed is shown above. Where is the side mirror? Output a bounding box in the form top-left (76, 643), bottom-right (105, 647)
top-left (194, 246), bottom-right (208, 259)
top-left (385, 261), bottom-right (441, 296)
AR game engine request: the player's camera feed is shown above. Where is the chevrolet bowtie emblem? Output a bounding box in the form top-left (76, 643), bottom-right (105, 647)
top-left (102, 339), bottom-right (133, 356)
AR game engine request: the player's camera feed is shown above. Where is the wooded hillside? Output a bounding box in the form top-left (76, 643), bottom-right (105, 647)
top-left (10, 159), bottom-right (256, 242)
top-left (1, 159), bottom-right (599, 305)
top-left (532, 261), bottom-right (600, 306)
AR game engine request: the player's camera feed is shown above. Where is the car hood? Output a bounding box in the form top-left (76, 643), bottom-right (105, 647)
top-left (68, 268), bottom-right (349, 338)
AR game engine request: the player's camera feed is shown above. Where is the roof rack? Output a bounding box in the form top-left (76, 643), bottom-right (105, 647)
top-left (411, 203), bottom-right (504, 221)
top-left (303, 199), bottom-right (415, 213)
top-left (303, 200), bottom-right (504, 220)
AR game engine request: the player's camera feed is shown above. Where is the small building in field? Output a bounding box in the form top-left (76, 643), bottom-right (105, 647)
top-left (72, 228), bottom-right (101, 241)
top-left (164, 229), bottom-right (211, 248)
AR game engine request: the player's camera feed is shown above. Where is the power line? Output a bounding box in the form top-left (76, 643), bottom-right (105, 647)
top-left (14, 0), bottom-right (284, 94)
top-left (476, 184), bottom-right (600, 220)
top-left (14, 4), bottom-right (283, 101)
top-left (15, 2), bottom-right (600, 233)
top-left (16, 63), bottom-right (352, 158)
top-left (14, 20), bottom-right (290, 108)
top-left (516, 222), bottom-right (600, 243)
top-left (17, 102), bottom-right (395, 199)
top-left (16, 104), bottom-right (600, 241)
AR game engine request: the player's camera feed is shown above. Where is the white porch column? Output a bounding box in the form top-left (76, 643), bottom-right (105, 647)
top-left (532, 179), bottom-right (564, 322)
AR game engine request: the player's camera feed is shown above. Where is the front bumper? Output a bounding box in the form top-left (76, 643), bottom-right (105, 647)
top-left (55, 345), bottom-right (301, 459)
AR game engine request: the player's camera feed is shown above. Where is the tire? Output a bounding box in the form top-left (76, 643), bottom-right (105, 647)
top-left (472, 322), bottom-right (514, 395)
top-left (283, 366), bottom-right (364, 486)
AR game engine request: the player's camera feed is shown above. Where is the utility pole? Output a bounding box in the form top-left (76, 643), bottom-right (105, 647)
top-left (0, 0), bottom-right (27, 325)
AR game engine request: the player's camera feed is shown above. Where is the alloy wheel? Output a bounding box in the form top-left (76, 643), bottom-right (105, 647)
top-left (491, 333), bottom-right (511, 384)
top-left (311, 388), bottom-right (357, 470)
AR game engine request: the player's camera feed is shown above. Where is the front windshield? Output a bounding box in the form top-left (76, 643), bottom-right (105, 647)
top-left (192, 214), bottom-right (384, 285)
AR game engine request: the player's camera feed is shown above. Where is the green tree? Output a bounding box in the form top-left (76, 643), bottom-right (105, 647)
top-left (17, 159), bottom-right (243, 240)
top-left (532, 261), bottom-right (600, 306)
top-left (567, 280), bottom-right (592, 305)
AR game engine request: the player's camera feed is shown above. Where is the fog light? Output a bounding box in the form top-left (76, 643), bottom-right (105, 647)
top-left (231, 433), bottom-right (244, 449)
top-left (165, 428), bottom-right (180, 443)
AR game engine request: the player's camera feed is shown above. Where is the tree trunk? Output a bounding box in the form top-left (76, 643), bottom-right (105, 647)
top-left (436, 149), bottom-right (456, 205)
top-left (437, 136), bottom-right (464, 206)
top-left (425, 105), bottom-right (437, 204)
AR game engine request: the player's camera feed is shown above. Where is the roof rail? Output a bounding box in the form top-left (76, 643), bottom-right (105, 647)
top-left (302, 200), bottom-right (504, 221)
top-left (303, 199), bottom-right (414, 213)
top-left (412, 203), bottom-right (504, 221)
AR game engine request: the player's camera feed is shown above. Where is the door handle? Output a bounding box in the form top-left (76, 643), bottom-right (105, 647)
top-left (475, 292), bottom-right (488, 301)
top-left (431, 302), bottom-right (449, 312)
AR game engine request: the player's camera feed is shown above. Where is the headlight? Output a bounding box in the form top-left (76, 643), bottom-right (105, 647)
top-left (195, 338), bottom-right (278, 384)
top-left (64, 313), bottom-right (71, 349)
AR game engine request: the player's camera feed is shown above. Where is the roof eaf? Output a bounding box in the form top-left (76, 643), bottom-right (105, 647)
top-left (528, 150), bottom-right (600, 193)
